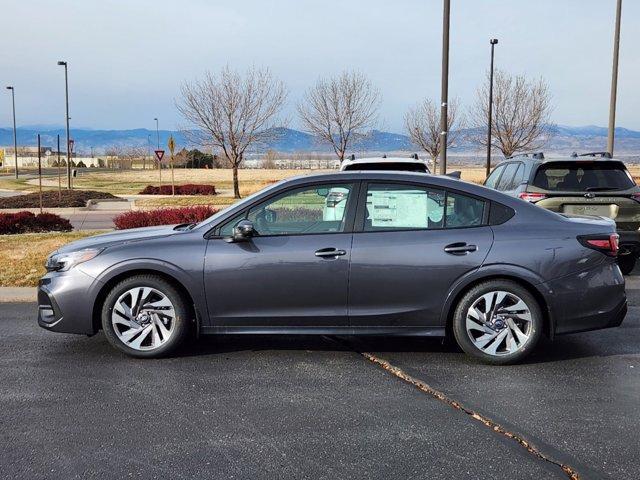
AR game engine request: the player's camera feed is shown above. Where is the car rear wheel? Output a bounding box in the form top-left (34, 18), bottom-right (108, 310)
top-left (101, 275), bottom-right (190, 358)
top-left (452, 280), bottom-right (542, 365)
top-left (618, 254), bottom-right (636, 276)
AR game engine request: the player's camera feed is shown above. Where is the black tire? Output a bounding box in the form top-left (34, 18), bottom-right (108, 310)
top-left (618, 254), bottom-right (636, 276)
top-left (452, 280), bottom-right (543, 365)
top-left (101, 274), bottom-right (191, 358)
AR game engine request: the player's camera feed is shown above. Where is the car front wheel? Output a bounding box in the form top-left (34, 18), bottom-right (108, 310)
top-left (452, 280), bottom-right (542, 365)
top-left (101, 274), bottom-right (190, 358)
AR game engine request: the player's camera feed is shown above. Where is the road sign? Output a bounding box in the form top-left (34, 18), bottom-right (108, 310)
top-left (154, 150), bottom-right (165, 162)
top-left (68, 139), bottom-right (74, 153)
top-left (168, 136), bottom-right (175, 155)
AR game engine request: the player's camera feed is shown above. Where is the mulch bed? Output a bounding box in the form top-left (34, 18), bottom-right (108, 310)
top-left (0, 190), bottom-right (118, 209)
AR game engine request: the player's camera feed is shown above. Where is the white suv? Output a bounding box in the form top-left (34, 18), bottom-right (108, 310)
top-left (323, 155), bottom-right (431, 221)
top-left (340, 155), bottom-right (430, 173)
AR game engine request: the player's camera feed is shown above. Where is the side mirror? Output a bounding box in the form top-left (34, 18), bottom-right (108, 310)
top-left (225, 219), bottom-right (256, 243)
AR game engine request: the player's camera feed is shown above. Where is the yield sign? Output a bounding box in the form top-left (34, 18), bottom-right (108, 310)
top-left (154, 150), bottom-right (165, 162)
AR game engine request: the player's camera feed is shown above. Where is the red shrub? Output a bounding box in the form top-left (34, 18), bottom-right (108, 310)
top-left (114, 206), bottom-right (218, 230)
top-left (0, 211), bottom-right (73, 235)
top-left (139, 184), bottom-right (217, 195)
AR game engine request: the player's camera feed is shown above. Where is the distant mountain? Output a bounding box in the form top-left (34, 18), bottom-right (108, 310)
top-left (2, 124), bottom-right (640, 156)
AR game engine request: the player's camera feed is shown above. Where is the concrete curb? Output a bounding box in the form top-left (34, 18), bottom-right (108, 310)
top-left (0, 287), bottom-right (37, 303)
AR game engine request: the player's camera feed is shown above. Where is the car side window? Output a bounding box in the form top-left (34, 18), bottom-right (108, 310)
top-left (219, 211), bottom-right (246, 237)
top-left (510, 163), bottom-right (525, 189)
top-left (362, 183), bottom-right (486, 231)
top-left (244, 183), bottom-right (354, 236)
top-left (495, 163), bottom-right (519, 191)
top-left (445, 192), bottom-right (485, 228)
top-left (484, 165), bottom-right (505, 189)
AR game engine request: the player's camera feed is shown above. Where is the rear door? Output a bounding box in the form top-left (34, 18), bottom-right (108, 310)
top-left (348, 181), bottom-right (494, 327)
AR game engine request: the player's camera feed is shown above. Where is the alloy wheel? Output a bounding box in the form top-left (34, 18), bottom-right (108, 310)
top-left (111, 286), bottom-right (176, 351)
top-left (465, 290), bottom-right (533, 357)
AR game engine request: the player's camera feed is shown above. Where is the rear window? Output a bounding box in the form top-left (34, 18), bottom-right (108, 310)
top-left (532, 162), bottom-right (635, 191)
top-left (343, 162), bottom-right (428, 173)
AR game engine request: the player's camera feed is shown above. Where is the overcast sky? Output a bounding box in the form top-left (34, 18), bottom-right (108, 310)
top-left (1, 0), bottom-right (638, 132)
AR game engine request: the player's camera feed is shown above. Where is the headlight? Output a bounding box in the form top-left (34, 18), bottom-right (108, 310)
top-left (45, 248), bottom-right (103, 272)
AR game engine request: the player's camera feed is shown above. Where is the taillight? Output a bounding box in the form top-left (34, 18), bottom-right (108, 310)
top-left (578, 233), bottom-right (619, 256)
top-left (519, 192), bottom-right (546, 203)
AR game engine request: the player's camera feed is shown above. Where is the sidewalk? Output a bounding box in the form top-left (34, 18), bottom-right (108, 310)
top-left (0, 287), bottom-right (37, 302)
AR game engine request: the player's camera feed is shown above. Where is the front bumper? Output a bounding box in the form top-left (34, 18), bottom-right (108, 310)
top-left (37, 268), bottom-right (99, 335)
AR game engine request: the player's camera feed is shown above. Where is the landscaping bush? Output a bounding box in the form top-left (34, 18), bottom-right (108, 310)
top-left (0, 190), bottom-right (118, 209)
top-left (139, 184), bottom-right (217, 195)
top-left (114, 206), bottom-right (218, 230)
top-left (0, 211), bottom-right (72, 235)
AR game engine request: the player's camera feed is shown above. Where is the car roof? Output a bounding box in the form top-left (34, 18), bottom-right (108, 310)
top-left (280, 171), bottom-right (518, 202)
top-left (495, 155), bottom-right (627, 167)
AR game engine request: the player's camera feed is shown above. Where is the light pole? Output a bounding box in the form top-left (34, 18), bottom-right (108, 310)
top-left (5, 86), bottom-right (18, 178)
top-left (154, 117), bottom-right (160, 148)
top-left (147, 134), bottom-right (151, 170)
top-left (57, 61), bottom-right (71, 190)
top-left (438, 0), bottom-right (451, 175)
top-left (486, 38), bottom-right (499, 177)
top-left (607, 0), bottom-right (622, 156)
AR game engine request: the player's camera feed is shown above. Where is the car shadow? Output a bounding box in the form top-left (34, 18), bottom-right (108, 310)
top-left (177, 326), bottom-right (640, 365)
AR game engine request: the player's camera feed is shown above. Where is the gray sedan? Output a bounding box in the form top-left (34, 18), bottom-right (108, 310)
top-left (38, 172), bottom-right (626, 364)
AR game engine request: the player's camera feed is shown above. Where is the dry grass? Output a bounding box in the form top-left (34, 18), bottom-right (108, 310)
top-left (0, 231), bottom-right (105, 287)
top-left (70, 168), bottom-right (317, 195)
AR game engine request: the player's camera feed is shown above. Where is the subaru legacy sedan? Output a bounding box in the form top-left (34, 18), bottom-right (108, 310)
top-left (38, 172), bottom-right (626, 364)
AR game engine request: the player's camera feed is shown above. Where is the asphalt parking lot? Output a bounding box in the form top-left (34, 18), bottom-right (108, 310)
top-left (1, 279), bottom-right (639, 479)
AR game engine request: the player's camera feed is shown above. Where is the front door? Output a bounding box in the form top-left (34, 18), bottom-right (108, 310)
top-left (348, 181), bottom-right (494, 327)
top-left (204, 181), bottom-right (357, 328)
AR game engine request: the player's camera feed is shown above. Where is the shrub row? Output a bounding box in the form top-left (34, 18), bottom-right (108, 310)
top-left (0, 211), bottom-right (73, 235)
top-left (139, 184), bottom-right (217, 195)
top-left (114, 206), bottom-right (218, 230)
top-left (0, 190), bottom-right (118, 209)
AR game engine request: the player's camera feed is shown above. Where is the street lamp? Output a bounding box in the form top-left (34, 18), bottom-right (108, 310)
top-left (5, 86), bottom-right (18, 179)
top-left (154, 117), bottom-right (160, 149)
top-left (438, 0), bottom-right (451, 175)
top-left (57, 60), bottom-right (71, 190)
top-left (486, 38), bottom-right (499, 177)
top-left (607, 0), bottom-right (623, 156)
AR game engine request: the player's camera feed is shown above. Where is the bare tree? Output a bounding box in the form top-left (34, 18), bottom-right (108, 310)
top-left (471, 70), bottom-right (553, 158)
top-left (178, 66), bottom-right (287, 198)
top-left (404, 98), bottom-right (462, 172)
top-left (297, 71), bottom-right (380, 162)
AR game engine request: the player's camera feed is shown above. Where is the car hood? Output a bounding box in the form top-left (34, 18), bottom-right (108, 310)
top-left (55, 225), bottom-right (181, 254)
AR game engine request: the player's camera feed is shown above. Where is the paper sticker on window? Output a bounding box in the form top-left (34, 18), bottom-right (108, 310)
top-left (368, 190), bottom-right (429, 228)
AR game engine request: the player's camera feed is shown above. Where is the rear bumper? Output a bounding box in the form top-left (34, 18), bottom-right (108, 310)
top-left (544, 260), bottom-right (627, 335)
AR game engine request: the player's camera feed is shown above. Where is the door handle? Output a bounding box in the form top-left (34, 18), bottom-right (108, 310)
top-left (444, 243), bottom-right (477, 255)
top-left (315, 248), bottom-right (347, 258)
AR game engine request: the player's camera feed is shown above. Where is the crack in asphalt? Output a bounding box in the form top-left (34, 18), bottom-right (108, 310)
top-left (358, 351), bottom-right (581, 480)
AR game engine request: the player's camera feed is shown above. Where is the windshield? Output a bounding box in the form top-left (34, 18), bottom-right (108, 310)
top-left (532, 162), bottom-right (635, 191)
top-left (343, 162), bottom-right (428, 173)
